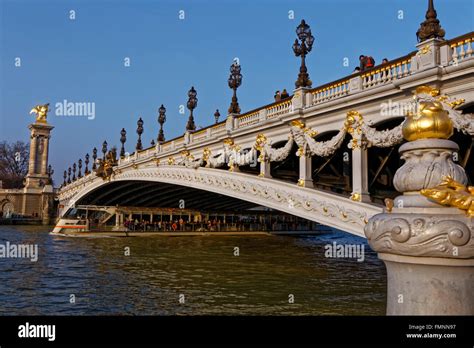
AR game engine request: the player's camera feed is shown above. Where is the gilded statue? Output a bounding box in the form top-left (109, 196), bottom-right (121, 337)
top-left (30, 103), bottom-right (50, 123)
top-left (421, 176), bottom-right (474, 217)
top-left (95, 148), bottom-right (118, 180)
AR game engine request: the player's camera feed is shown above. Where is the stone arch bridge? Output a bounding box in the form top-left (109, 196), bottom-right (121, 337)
top-left (58, 31), bottom-right (474, 238)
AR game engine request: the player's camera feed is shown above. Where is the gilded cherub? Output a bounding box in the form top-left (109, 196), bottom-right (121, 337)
top-left (421, 176), bottom-right (474, 217)
top-left (30, 103), bottom-right (50, 123)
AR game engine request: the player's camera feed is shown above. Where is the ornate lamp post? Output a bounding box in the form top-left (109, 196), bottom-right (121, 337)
top-left (416, 0), bottom-right (445, 42)
top-left (136, 117), bottom-right (144, 151)
top-left (78, 159), bottom-right (82, 178)
top-left (186, 87), bottom-right (197, 132)
top-left (63, 170), bottom-right (67, 186)
top-left (47, 165), bottom-right (53, 177)
top-left (293, 19), bottom-right (315, 88)
top-left (214, 109), bottom-right (220, 124)
top-left (72, 163), bottom-right (77, 181)
top-left (92, 147), bottom-right (98, 170)
top-left (120, 128), bottom-right (127, 157)
top-left (46, 165), bottom-right (54, 184)
top-left (228, 61), bottom-right (242, 114)
top-left (157, 104), bottom-right (166, 143)
top-left (85, 153), bottom-right (90, 175)
top-left (67, 167), bottom-right (71, 184)
top-left (102, 141), bottom-right (108, 160)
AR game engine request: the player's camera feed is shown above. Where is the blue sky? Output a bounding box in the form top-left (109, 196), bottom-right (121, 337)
top-left (0, 0), bottom-right (473, 183)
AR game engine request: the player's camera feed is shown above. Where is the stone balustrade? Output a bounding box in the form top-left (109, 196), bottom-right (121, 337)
top-left (236, 110), bottom-right (260, 128)
top-left (63, 31), bottom-right (474, 187)
top-left (266, 99), bottom-right (293, 118)
top-left (362, 56), bottom-right (413, 89)
top-left (310, 79), bottom-right (350, 105)
top-left (450, 34), bottom-right (473, 64)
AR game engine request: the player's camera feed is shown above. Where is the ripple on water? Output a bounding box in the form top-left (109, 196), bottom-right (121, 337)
top-left (0, 226), bottom-right (386, 315)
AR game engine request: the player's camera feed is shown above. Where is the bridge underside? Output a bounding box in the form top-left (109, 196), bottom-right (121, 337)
top-left (76, 180), bottom-right (262, 212)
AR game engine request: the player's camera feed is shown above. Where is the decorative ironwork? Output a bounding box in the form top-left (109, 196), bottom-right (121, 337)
top-left (421, 175), bottom-right (474, 217)
top-left (157, 104), bottom-right (166, 143)
top-left (214, 109), bottom-right (220, 124)
top-left (136, 117), bottom-right (144, 150)
top-left (186, 87), bottom-right (197, 131)
top-left (102, 141), bottom-right (108, 160)
top-left (67, 167), bottom-right (71, 184)
top-left (47, 165), bottom-right (54, 184)
top-left (228, 61), bottom-right (242, 114)
top-left (72, 163), bottom-right (76, 181)
top-left (120, 128), bottom-right (127, 157)
top-left (78, 159), bottom-right (82, 178)
top-left (85, 153), bottom-right (90, 175)
top-left (47, 164), bottom-right (53, 177)
top-left (92, 147), bottom-right (97, 171)
top-left (416, 0), bottom-right (445, 43)
top-left (293, 19), bottom-right (315, 88)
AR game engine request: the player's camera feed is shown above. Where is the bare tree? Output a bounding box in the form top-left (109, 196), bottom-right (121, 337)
top-left (0, 141), bottom-right (29, 189)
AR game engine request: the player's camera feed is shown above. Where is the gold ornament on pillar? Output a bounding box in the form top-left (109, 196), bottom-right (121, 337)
top-left (254, 133), bottom-right (267, 152)
top-left (421, 175), bottom-right (474, 217)
top-left (402, 86), bottom-right (453, 141)
top-left (202, 148), bottom-right (211, 163)
top-left (255, 133), bottom-right (268, 163)
top-left (30, 103), bottom-right (50, 123)
top-left (350, 192), bottom-right (361, 202)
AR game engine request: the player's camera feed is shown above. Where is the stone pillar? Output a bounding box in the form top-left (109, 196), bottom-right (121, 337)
top-left (226, 114), bottom-right (237, 133)
top-left (364, 93), bottom-right (474, 315)
top-left (40, 135), bottom-right (51, 175)
top-left (184, 131), bottom-right (190, 145)
top-left (259, 160), bottom-right (271, 178)
top-left (411, 38), bottom-right (444, 73)
top-left (350, 141), bottom-right (371, 202)
top-left (25, 122), bottom-right (54, 190)
top-left (298, 154), bottom-right (313, 188)
top-left (349, 76), bottom-right (362, 93)
top-left (291, 87), bottom-right (308, 111)
top-left (28, 133), bottom-right (38, 176)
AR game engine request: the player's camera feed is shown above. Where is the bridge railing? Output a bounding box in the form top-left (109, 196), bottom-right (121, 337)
top-left (62, 32), bottom-right (474, 188)
top-left (133, 32), bottom-right (473, 152)
top-left (448, 32), bottom-right (473, 63)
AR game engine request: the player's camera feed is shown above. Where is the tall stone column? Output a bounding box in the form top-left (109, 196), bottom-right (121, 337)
top-left (40, 135), bottom-right (51, 175)
top-left (364, 91), bottom-right (474, 315)
top-left (24, 104), bottom-right (55, 224)
top-left (25, 122), bottom-right (54, 190)
top-left (27, 133), bottom-right (38, 176)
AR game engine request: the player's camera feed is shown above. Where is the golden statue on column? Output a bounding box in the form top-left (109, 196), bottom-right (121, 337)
top-left (30, 103), bottom-right (50, 123)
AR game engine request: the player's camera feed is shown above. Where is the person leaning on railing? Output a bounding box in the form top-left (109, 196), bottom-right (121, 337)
top-left (359, 55), bottom-right (375, 72)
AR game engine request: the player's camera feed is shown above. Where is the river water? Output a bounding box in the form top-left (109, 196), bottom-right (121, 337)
top-left (0, 225), bottom-right (386, 315)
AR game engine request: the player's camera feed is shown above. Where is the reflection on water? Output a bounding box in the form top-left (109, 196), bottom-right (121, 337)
top-left (0, 225), bottom-right (386, 315)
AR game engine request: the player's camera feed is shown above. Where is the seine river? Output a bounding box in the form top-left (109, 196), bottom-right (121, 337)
top-left (0, 225), bottom-right (386, 315)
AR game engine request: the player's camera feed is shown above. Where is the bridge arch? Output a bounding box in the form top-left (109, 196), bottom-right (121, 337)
top-left (1, 199), bottom-right (14, 218)
top-left (60, 166), bottom-right (382, 237)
